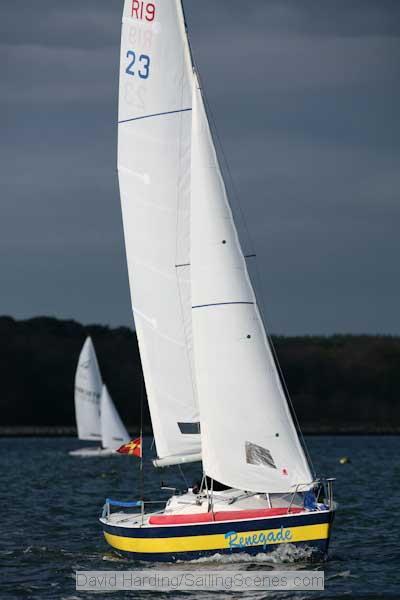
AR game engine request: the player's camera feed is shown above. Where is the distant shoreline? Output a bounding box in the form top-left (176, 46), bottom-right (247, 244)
top-left (1, 425), bottom-right (399, 437)
top-left (2, 317), bottom-right (400, 433)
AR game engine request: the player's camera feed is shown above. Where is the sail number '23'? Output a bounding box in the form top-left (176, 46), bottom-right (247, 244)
top-left (125, 50), bottom-right (151, 79)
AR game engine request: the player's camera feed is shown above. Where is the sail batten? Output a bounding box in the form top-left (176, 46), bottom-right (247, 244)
top-left (193, 301), bottom-right (255, 309)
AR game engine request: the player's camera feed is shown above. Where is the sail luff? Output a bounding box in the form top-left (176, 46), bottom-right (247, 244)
top-left (190, 77), bottom-right (313, 493)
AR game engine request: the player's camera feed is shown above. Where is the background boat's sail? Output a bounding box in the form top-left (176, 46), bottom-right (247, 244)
top-left (74, 337), bottom-right (102, 441)
top-left (118, 0), bottom-right (200, 461)
top-left (100, 385), bottom-right (130, 450)
top-left (190, 79), bottom-right (313, 493)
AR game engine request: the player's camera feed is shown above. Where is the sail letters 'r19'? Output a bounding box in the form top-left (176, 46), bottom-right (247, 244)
top-left (131, 1), bottom-right (155, 21)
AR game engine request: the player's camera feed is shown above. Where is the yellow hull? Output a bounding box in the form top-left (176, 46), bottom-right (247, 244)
top-left (102, 510), bottom-right (334, 561)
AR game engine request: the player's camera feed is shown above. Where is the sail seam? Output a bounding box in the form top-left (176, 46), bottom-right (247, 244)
top-left (119, 108), bottom-right (192, 124)
top-left (192, 301), bottom-right (254, 309)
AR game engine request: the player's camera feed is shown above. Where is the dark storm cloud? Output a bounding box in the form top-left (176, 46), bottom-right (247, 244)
top-left (1, 1), bottom-right (399, 333)
top-left (184, 0), bottom-right (400, 38)
top-left (183, 1), bottom-right (400, 333)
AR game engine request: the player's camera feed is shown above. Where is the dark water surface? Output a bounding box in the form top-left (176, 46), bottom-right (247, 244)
top-left (1, 436), bottom-right (399, 599)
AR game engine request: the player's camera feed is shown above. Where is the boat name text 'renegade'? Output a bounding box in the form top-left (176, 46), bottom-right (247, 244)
top-left (224, 526), bottom-right (293, 549)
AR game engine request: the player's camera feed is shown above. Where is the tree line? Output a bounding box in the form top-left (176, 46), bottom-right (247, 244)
top-left (1, 316), bottom-right (399, 432)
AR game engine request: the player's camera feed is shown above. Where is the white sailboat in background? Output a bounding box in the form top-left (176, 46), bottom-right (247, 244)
top-left (100, 0), bottom-right (336, 561)
top-left (70, 337), bottom-right (130, 457)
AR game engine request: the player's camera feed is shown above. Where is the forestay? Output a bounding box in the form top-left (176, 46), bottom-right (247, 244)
top-left (190, 78), bottom-right (313, 493)
top-left (100, 386), bottom-right (130, 450)
top-left (118, 0), bottom-right (201, 461)
top-left (74, 337), bottom-right (102, 441)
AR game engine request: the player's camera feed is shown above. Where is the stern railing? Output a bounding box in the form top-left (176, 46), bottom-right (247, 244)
top-left (102, 498), bottom-right (167, 524)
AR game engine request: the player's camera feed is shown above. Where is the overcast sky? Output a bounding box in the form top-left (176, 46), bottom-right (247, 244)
top-left (1, 0), bottom-right (400, 334)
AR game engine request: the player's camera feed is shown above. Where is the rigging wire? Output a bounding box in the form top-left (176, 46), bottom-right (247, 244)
top-left (178, 465), bottom-right (189, 490)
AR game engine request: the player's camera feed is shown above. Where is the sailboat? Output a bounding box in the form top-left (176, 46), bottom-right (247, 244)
top-left (70, 338), bottom-right (130, 457)
top-left (100, 0), bottom-right (336, 560)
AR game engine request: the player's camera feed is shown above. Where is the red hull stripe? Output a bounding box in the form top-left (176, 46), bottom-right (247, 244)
top-left (149, 507), bottom-right (303, 525)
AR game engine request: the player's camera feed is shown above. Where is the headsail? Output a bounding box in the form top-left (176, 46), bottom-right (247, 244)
top-left (190, 78), bottom-right (313, 493)
top-left (100, 385), bottom-right (130, 450)
top-left (74, 337), bottom-right (102, 441)
top-left (118, 0), bottom-right (201, 461)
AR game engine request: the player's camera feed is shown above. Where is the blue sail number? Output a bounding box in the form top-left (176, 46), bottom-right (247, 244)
top-left (126, 50), bottom-right (136, 75)
top-left (138, 54), bottom-right (150, 79)
top-left (125, 50), bottom-right (151, 79)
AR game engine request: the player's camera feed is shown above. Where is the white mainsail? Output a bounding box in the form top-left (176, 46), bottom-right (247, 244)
top-left (190, 78), bottom-right (313, 493)
top-left (100, 385), bottom-right (130, 450)
top-left (74, 337), bottom-right (102, 441)
top-left (118, 0), bottom-right (201, 461)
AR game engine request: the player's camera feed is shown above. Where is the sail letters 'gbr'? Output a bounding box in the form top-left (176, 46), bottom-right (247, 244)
top-left (131, 1), bottom-right (155, 21)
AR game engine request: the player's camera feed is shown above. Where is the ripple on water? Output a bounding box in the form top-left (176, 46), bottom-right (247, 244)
top-left (1, 436), bottom-right (400, 599)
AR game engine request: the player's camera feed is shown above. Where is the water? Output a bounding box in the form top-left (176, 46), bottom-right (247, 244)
top-left (0, 436), bottom-right (399, 599)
